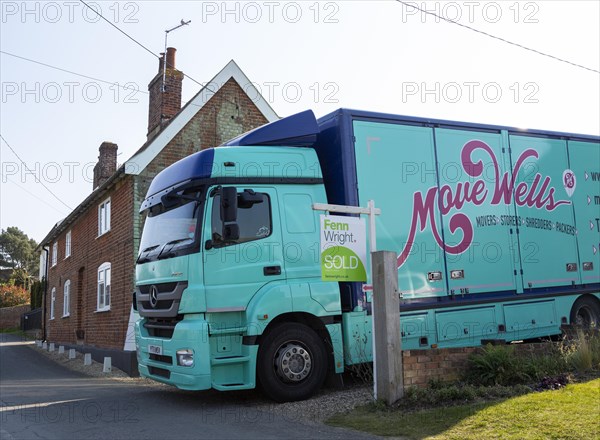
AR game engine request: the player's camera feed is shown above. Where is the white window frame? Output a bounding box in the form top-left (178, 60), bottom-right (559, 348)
top-left (98, 198), bottom-right (111, 236)
top-left (97, 262), bottom-right (111, 312)
top-left (52, 242), bottom-right (58, 267)
top-left (65, 230), bottom-right (72, 258)
top-left (63, 280), bottom-right (71, 317)
top-left (50, 287), bottom-right (56, 320)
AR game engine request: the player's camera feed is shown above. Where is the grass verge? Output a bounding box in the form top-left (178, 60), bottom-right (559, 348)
top-left (0, 327), bottom-right (24, 334)
top-left (327, 378), bottom-right (600, 439)
top-left (0, 328), bottom-right (37, 341)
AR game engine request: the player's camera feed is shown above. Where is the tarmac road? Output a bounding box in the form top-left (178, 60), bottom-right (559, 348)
top-left (0, 333), bottom-right (378, 440)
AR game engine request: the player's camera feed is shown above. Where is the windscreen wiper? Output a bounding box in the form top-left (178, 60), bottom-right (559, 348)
top-left (156, 238), bottom-right (194, 260)
top-left (136, 245), bottom-right (160, 264)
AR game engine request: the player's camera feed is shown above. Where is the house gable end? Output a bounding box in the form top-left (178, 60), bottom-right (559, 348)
top-left (125, 60), bottom-right (278, 176)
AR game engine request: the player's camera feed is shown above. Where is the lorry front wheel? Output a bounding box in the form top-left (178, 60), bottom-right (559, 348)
top-left (257, 323), bottom-right (328, 402)
top-left (570, 297), bottom-right (600, 328)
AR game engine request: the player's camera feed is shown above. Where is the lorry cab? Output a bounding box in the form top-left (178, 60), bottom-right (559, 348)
top-left (134, 125), bottom-right (345, 401)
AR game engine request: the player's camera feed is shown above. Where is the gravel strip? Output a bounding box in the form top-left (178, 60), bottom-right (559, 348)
top-left (257, 384), bottom-right (373, 423)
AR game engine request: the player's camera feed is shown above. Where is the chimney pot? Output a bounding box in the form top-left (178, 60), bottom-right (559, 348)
top-left (158, 52), bottom-right (165, 74)
top-left (166, 47), bottom-right (176, 69)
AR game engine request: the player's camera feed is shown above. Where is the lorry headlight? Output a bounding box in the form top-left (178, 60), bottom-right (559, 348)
top-left (176, 349), bottom-right (194, 367)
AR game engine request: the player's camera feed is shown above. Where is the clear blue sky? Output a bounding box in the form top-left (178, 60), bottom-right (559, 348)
top-left (1, 1), bottom-right (599, 242)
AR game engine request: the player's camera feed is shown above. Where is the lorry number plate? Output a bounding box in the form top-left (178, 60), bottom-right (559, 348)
top-left (148, 344), bottom-right (162, 355)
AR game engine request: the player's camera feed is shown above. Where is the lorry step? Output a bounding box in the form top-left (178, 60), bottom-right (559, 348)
top-left (210, 355), bottom-right (250, 366)
top-left (212, 382), bottom-right (255, 391)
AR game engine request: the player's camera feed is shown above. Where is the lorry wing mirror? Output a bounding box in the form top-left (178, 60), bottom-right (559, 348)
top-left (161, 192), bottom-right (179, 209)
top-left (223, 223), bottom-right (240, 242)
top-left (221, 187), bottom-right (238, 222)
top-left (239, 189), bottom-right (263, 208)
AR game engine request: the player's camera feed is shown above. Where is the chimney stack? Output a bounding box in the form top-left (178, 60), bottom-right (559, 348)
top-left (93, 142), bottom-right (118, 189)
top-left (147, 47), bottom-right (183, 140)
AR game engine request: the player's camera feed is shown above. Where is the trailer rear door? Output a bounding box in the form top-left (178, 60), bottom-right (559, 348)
top-left (508, 135), bottom-right (580, 289)
top-left (434, 128), bottom-right (519, 295)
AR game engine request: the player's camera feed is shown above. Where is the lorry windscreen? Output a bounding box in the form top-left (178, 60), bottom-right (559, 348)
top-left (138, 196), bottom-right (203, 263)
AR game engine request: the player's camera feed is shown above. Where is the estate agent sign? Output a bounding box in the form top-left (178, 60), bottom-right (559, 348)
top-left (320, 215), bottom-right (367, 281)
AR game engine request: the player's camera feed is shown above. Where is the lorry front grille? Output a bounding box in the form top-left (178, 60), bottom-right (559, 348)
top-left (136, 281), bottom-right (188, 318)
top-left (143, 316), bottom-right (183, 339)
top-left (148, 366), bottom-right (171, 379)
top-left (149, 354), bottom-right (172, 364)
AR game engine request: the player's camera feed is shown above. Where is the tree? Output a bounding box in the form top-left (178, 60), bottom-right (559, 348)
top-left (30, 279), bottom-right (45, 309)
top-left (0, 227), bottom-right (39, 287)
top-left (0, 284), bottom-right (29, 308)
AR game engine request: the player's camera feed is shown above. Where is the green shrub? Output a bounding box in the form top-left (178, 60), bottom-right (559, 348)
top-left (427, 378), bottom-right (446, 390)
top-left (521, 350), bottom-right (567, 381)
top-left (465, 344), bottom-right (531, 386)
top-left (30, 279), bottom-right (45, 309)
top-left (590, 333), bottom-right (600, 369)
top-left (560, 330), bottom-right (600, 372)
top-left (401, 382), bottom-right (530, 407)
top-left (465, 335), bottom-right (600, 388)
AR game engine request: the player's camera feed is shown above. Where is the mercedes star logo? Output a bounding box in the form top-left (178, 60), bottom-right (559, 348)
top-left (149, 285), bottom-right (159, 308)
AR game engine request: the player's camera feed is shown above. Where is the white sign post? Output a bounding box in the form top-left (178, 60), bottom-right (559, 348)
top-left (313, 200), bottom-right (381, 399)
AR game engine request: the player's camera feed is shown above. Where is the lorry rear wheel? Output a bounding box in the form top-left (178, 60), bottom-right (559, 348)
top-left (257, 323), bottom-right (328, 402)
top-left (570, 297), bottom-right (600, 329)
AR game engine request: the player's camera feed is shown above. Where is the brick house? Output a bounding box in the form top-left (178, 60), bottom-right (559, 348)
top-left (38, 49), bottom-right (277, 374)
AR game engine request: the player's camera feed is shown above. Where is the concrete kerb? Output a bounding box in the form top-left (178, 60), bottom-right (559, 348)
top-left (103, 357), bottom-right (112, 373)
top-left (28, 342), bottom-right (132, 379)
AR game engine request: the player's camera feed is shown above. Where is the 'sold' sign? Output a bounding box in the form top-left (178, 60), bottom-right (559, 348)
top-left (320, 215), bottom-right (367, 281)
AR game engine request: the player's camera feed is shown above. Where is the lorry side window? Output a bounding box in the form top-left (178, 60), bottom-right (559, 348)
top-left (211, 192), bottom-right (272, 246)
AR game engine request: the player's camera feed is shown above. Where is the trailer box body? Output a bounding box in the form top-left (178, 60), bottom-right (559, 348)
top-left (314, 109), bottom-right (599, 311)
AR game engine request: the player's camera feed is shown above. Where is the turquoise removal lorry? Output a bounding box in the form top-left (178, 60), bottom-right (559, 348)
top-left (134, 108), bottom-right (600, 401)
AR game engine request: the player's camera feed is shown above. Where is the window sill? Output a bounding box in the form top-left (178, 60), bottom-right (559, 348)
top-left (49, 317), bottom-right (55, 321)
top-left (61, 314), bottom-right (70, 319)
top-left (95, 308), bottom-right (111, 313)
top-left (64, 255), bottom-right (71, 260)
top-left (96, 230), bottom-right (111, 239)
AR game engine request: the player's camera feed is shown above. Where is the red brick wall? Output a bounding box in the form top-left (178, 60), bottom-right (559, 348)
top-left (402, 343), bottom-right (553, 387)
top-left (45, 177), bottom-right (134, 350)
top-left (0, 304), bottom-right (30, 330)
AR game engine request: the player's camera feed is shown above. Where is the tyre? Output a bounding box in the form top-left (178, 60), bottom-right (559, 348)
top-left (570, 296), bottom-right (600, 329)
top-left (257, 323), bottom-right (328, 402)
